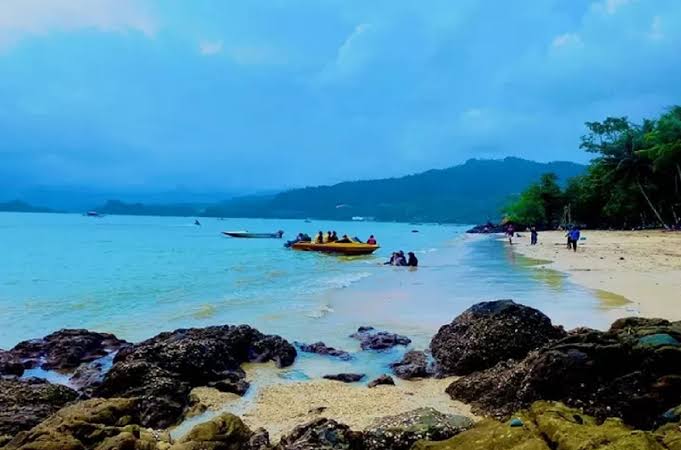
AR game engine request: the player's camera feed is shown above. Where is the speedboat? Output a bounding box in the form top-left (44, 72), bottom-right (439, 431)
top-left (290, 241), bottom-right (379, 255)
top-left (222, 231), bottom-right (284, 239)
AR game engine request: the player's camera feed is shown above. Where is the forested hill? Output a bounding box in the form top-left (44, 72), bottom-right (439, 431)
top-left (203, 157), bottom-right (585, 223)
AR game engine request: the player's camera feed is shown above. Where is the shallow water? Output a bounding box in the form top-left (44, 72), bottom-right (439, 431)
top-left (0, 212), bottom-right (630, 377)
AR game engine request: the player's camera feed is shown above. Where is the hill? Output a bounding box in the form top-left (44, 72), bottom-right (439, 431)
top-left (202, 157), bottom-right (586, 223)
top-left (0, 200), bottom-right (56, 213)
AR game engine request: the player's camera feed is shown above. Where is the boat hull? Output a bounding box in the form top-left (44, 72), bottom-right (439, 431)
top-left (222, 231), bottom-right (283, 239)
top-left (290, 242), bottom-right (379, 255)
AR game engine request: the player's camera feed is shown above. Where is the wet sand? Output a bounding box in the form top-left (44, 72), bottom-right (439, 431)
top-left (510, 230), bottom-right (681, 321)
top-left (184, 363), bottom-right (473, 441)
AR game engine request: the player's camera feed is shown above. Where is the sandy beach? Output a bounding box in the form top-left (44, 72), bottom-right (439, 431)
top-left (510, 230), bottom-right (681, 321)
top-left (184, 363), bottom-right (473, 441)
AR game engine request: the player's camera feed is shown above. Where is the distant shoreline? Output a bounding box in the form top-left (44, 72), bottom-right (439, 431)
top-left (508, 229), bottom-right (681, 321)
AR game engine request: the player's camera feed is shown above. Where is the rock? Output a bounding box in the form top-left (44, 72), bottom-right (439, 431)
top-left (466, 223), bottom-right (507, 234)
top-left (446, 317), bottom-right (681, 429)
top-left (249, 428), bottom-right (271, 450)
top-left (3, 397), bottom-right (167, 450)
top-left (430, 300), bottom-right (566, 376)
top-left (296, 342), bottom-right (351, 360)
top-left (0, 350), bottom-right (24, 377)
top-left (509, 418), bottom-right (523, 427)
top-left (8, 329), bottom-right (128, 371)
top-left (323, 373), bottom-right (365, 383)
top-left (207, 379), bottom-right (250, 396)
top-left (368, 375), bottom-right (395, 388)
top-left (0, 377), bottom-right (78, 438)
top-left (275, 417), bottom-right (363, 450)
top-left (96, 324), bottom-right (296, 428)
top-left (363, 407), bottom-right (474, 450)
top-left (350, 327), bottom-right (411, 351)
top-left (413, 401), bottom-right (673, 450)
top-left (390, 350), bottom-right (434, 379)
top-left (171, 412), bottom-right (253, 450)
top-left (638, 333), bottom-right (680, 347)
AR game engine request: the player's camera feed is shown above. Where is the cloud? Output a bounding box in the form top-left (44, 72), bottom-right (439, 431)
top-left (199, 40), bottom-right (223, 56)
top-left (319, 23), bottom-right (374, 83)
top-left (552, 32), bottom-right (583, 48)
top-left (0, 0), bottom-right (155, 47)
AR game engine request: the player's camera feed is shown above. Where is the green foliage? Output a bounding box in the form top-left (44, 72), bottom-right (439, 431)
top-left (510, 106), bottom-right (681, 229)
top-left (505, 173), bottom-right (563, 227)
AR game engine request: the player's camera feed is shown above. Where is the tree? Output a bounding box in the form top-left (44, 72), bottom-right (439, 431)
top-left (580, 117), bottom-right (669, 229)
top-left (505, 172), bottom-right (563, 228)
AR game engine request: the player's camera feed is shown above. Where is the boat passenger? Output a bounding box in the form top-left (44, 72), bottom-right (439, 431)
top-left (337, 234), bottom-right (352, 244)
top-left (326, 231), bottom-right (333, 242)
top-left (316, 231), bottom-right (324, 244)
top-left (407, 252), bottom-right (418, 267)
top-left (330, 231), bottom-right (338, 242)
top-left (301, 233), bottom-right (312, 242)
top-left (367, 235), bottom-right (377, 245)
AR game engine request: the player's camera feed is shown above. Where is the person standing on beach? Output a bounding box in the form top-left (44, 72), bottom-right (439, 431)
top-left (507, 224), bottom-right (515, 244)
top-left (530, 227), bottom-right (538, 245)
top-left (569, 227), bottom-right (581, 252)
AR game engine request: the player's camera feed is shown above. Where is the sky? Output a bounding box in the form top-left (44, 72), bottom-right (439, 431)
top-left (1, 0), bottom-right (681, 193)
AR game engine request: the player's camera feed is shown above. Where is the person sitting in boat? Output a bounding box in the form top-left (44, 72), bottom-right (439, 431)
top-left (367, 235), bottom-right (377, 245)
top-left (336, 234), bottom-right (352, 244)
top-left (326, 231), bottom-right (333, 242)
top-left (330, 231), bottom-right (338, 242)
top-left (300, 233), bottom-right (312, 242)
top-left (407, 252), bottom-right (418, 267)
top-left (316, 231), bottom-right (324, 244)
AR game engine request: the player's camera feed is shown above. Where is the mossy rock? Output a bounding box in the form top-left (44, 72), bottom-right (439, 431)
top-left (411, 418), bottom-right (549, 450)
top-left (412, 401), bottom-right (676, 450)
top-left (171, 413), bottom-right (253, 450)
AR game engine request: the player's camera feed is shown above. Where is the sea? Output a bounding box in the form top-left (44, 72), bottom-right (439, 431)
top-left (0, 212), bottom-right (633, 381)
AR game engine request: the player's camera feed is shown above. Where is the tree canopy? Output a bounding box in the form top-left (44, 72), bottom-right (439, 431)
top-left (506, 106), bottom-right (681, 229)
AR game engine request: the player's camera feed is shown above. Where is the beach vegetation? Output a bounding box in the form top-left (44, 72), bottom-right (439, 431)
top-left (507, 106), bottom-right (681, 229)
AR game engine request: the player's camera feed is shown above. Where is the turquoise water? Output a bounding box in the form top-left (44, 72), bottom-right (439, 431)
top-left (0, 212), bottom-right (630, 379)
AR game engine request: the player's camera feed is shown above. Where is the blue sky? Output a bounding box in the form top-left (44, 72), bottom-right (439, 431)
top-left (1, 0), bottom-right (680, 192)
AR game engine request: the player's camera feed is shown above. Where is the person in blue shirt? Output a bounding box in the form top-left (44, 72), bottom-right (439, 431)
top-left (568, 227), bottom-right (581, 252)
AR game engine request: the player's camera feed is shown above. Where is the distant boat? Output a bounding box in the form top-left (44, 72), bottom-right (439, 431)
top-left (222, 231), bottom-right (284, 239)
top-left (351, 216), bottom-right (365, 221)
top-left (84, 211), bottom-right (104, 217)
top-left (304, 219), bottom-right (312, 223)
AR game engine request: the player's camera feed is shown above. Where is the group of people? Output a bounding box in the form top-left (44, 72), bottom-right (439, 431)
top-left (506, 223), bottom-right (582, 252)
top-left (384, 250), bottom-right (418, 267)
top-left (292, 231), bottom-right (379, 245)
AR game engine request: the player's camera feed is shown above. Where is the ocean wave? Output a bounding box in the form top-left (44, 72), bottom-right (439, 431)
top-left (305, 304), bottom-right (335, 319)
top-left (324, 271), bottom-right (372, 289)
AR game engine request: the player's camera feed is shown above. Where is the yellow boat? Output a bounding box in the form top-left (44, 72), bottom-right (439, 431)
top-left (291, 241), bottom-right (379, 256)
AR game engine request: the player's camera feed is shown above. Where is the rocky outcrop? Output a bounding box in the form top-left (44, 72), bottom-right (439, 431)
top-left (465, 222), bottom-right (507, 234)
top-left (0, 350), bottom-right (23, 377)
top-left (431, 300), bottom-right (565, 376)
top-left (368, 375), bottom-right (395, 388)
top-left (2, 397), bottom-right (168, 450)
top-left (323, 373), bottom-right (365, 383)
top-left (446, 317), bottom-right (681, 429)
top-left (412, 401), bottom-right (681, 450)
top-left (390, 350), bottom-right (434, 380)
top-left (363, 408), bottom-right (474, 450)
top-left (170, 412), bottom-right (257, 450)
top-left (8, 329), bottom-right (128, 371)
top-left (0, 378), bottom-right (79, 440)
top-left (95, 325), bottom-right (296, 429)
top-left (296, 342), bottom-right (351, 360)
top-left (350, 327), bottom-right (411, 351)
top-left (275, 418), bottom-right (363, 450)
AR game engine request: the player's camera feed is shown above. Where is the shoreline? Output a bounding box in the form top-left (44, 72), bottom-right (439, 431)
top-left (508, 230), bottom-right (681, 321)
